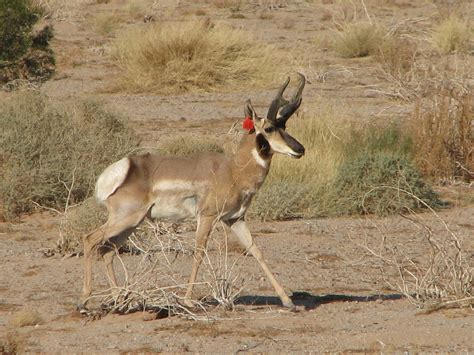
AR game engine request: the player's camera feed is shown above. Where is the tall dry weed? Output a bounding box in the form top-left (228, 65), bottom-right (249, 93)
top-left (375, 36), bottom-right (418, 80)
top-left (111, 21), bottom-right (285, 93)
top-left (409, 83), bottom-right (473, 181)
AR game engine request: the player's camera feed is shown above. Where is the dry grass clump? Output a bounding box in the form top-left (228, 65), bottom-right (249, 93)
top-left (9, 308), bottom-right (43, 327)
top-left (0, 91), bottom-right (139, 220)
top-left (375, 36), bottom-right (418, 79)
top-left (111, 20), bottom-right (285, 93)
top-left (409, 82), bottom-right (473, 182)
top-left (432, 15), bottom-right (472, 54)
top-left (333, 22), bottom-right (385, 58)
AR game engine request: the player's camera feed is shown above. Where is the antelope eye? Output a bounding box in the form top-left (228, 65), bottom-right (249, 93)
top-left (264, 126), bottom-right (275, 133)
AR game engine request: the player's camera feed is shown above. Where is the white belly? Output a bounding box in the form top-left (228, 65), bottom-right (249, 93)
top-left (149, 194), bottom-right (198, 221)
top-left (150, 179), bottom-right (206, 221)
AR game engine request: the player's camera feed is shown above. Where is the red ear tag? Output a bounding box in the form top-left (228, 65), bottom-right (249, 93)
top-left (242, 116), bottom-right (254, 131)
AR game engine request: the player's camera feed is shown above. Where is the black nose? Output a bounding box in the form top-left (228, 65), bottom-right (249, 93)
top-left (281, 130), bottom-right (305, 156)
top-left (295, 144), bottom-right (305, 155)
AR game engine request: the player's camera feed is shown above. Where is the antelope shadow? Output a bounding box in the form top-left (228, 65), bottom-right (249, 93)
top-left (235, 292), bottom-right (404, 310)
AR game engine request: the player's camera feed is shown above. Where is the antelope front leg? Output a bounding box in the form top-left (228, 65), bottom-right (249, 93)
top-left (230, 220), bottom-right (294, 309)
top-left (184, 215), bottom-right (215, 307)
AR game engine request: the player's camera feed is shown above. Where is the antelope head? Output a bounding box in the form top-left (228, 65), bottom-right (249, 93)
top-left (245, 73), bottom-right (306, 159)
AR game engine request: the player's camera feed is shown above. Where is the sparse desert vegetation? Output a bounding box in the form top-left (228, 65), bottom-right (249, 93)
top-left (9, 309), bottom-right (43, 327)
top-left (332, 22), bottom-right (385, 58)
top-left (432, 15), bottom-right (472, 54)
top-left (0, 92), bottom-right (139, 219)
top-left (0, 0), bottom-right (472, 352)
top-left (110, 20), bottom-right (285, 93)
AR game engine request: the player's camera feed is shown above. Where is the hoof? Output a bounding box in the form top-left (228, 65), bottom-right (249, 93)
top-left (183, 298), bottom-right (194, 308)
top-left (282, 299), bottom-right (296, 311)
top-left (76, 300), bottom-right (89, 314)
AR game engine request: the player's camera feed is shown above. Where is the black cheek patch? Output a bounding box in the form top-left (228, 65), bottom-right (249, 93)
top-left (256, 133), bottom-right (271, 157)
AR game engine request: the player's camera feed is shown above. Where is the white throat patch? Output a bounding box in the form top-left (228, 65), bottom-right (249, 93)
top-left (252, 148), bottom-right (268, 169)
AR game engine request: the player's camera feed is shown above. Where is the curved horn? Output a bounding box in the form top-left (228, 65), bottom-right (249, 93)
top-left (291, 72), bottom-right (306, 104)
top-left (267, 76), bottom-right (290, 123)
top-left (278, 73), bottom-right (306, 124)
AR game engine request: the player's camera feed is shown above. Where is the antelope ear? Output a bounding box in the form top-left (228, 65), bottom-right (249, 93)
top-left (244, 99), bottom-right (261, 122)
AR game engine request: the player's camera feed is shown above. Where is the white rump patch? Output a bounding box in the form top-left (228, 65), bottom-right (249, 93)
top-left (95, 157), bottom-right (130, 202)
top-left (252, 148), bottom-right (268, 169)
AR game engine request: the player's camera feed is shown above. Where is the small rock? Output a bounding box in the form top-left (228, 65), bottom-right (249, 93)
top-left (143, 312), bottom-right (158, 321)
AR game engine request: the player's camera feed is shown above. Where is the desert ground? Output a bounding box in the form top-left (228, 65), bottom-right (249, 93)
top-left (0, 0), bottom-right (473, 353)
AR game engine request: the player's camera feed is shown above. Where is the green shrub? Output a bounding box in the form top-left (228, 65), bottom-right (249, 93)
top-left (344, 123), bottom-right (414, 158)
top-left (0, 0), bottom-right (55, 85)
top-left (0, 92), bottom-right (140, 220)
top-left (326, 123), bottom-right (440, 216)
top-left (330, 152), bottom-right (440, 216)
top-left (0, 0), bottom-right (40, 62)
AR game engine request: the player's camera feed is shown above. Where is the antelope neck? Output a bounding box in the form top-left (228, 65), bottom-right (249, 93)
top-left (233, 132), bottom-right (272, 171)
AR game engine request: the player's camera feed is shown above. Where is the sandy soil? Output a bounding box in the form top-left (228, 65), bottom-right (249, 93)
top-left (1, 0), bottom-right (473, 353)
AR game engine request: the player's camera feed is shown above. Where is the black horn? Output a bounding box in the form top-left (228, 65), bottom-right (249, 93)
top-left (267, 76), bottom-right (290, 123)
top-left (278, 73), bottom-right (306, 124)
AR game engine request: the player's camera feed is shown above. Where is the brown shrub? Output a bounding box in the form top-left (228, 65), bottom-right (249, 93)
top-left (409, 83), bottom-right (473, 182)
top-left (375, 36), bottom-right (418, 78)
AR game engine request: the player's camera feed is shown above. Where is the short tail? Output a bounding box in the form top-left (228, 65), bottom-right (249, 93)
top-left (95, 157), bottom-right (131, 203)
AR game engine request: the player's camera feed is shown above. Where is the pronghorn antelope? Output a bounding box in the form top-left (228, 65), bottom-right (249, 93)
top-left (80, 74), bottom-right (306, 310)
